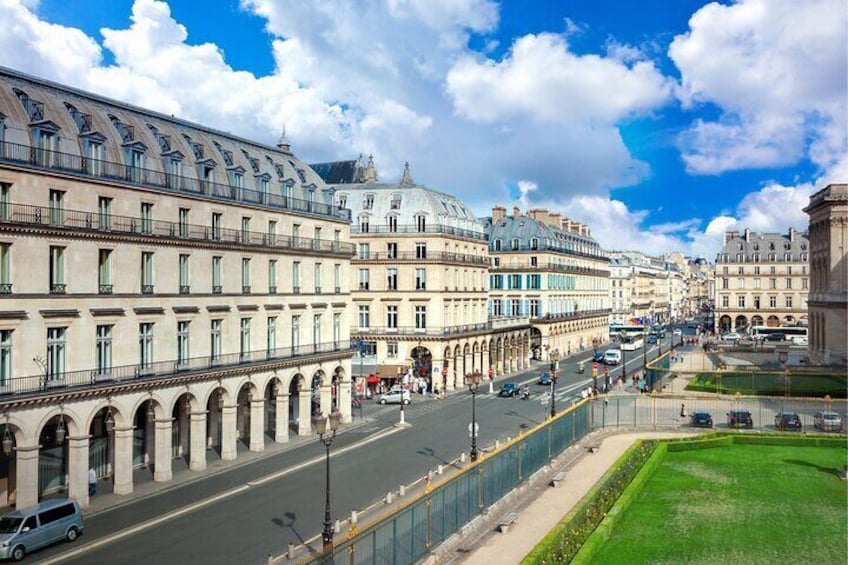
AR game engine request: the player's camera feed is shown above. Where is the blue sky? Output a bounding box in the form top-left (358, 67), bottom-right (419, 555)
top-left (1, 0), bottom-right (845, 258)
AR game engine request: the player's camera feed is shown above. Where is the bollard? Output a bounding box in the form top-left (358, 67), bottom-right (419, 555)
top-left (267, 554), bottom-right (273, 565)
top-left (287, 543), bottom-right (295, 559)
top-left (334, 519), bottom-right (340, 533)
top-left (399, 484), bottom-right (406, 497)
top-left (351, 510), bottom-right (358, 525)
top-left (386, 491), bottom-right (393, 504)
top-left (494, 440), bottom-right (500, 449)
top-left (437, 464), bottom-right (444, 475)
top-left (460, 452), bottom-right (467, 463)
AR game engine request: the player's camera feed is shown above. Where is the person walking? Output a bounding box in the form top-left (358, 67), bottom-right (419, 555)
top-left (88, 467), bottom-right (97, 496)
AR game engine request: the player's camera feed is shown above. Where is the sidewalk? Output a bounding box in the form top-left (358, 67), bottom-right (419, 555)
top-left (457, 431), bottom-right (695, 565)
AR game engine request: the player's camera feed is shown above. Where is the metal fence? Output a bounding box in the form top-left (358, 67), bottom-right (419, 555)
top-left (305, 402), bottom-right (592, 564)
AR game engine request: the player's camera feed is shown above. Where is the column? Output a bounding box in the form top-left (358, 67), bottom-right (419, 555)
top-left (249, 399), bottom-right (264, 452)
top-left (14, 445), bottom-right (39, 509)
top-left (189, 411), bottom-right (207, 471)
top-left (112, 427), bottom-right (134, 495)
top-left (67, 435), bottom-right (90, 507)
top-left (220, 405), bottom-right (238, 461)
top-left (337, 380), bottom-right (352, 424)
top-left (319, 383), bottom-right (332, 417)
top-left (153, 418), bottom-right (173, 482)
top-left (275, 394), bottom-right (289, 443)
top-left (297, 393), bottom-right (311, 436)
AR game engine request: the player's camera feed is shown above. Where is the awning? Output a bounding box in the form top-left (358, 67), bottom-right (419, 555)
top-left (366, 375), bottom-right (381, 384)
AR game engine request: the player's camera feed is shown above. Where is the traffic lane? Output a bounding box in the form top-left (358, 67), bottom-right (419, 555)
top-left (64, 388), bottom-right (552, 564)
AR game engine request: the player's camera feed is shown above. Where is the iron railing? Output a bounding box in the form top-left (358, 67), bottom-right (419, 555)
top-left (490, 261), bottom-right (609, 276)
top-left (354, 317), bottom-right (531, 337)
top-left (351, 224), bottom-right (487, 241)
top-left (351, 251), bottom-right (489, 265)
top-left (0, 201), bottom-right (355, 255)
top-left (0, 140), bottom-right (351, 221)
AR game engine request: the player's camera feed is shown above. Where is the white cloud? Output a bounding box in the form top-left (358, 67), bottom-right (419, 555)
top-left (670, 0), bottom-right (848, 176)
top-left (445, 32), bottom-right (673, 124)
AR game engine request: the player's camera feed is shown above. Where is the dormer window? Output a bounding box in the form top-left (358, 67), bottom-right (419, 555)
top-left (387, 215), bottom-right (398, 233)
top-left (530, 238), bottom-right (538, 250)
top-left (288, 160), bottom-right (307, 184)
top-left (147, 124), bottom-right (171, 153)
top-left (13, 88), bottom-right (44, 122)
top-left (494, 239), bottom-right (502, 251)
top-left (415, 214), bottom-right (426, 232)
top-left (359, 215), bottom-right (370, 233)
top-left (390, 193), bottom-right (402, 210)
top-left (769, 242), bottom-right (775, 251)
top-left (512, 238), bottom-right (520, 250)
top-left (64, 103), bottom-right (92, 133)
top-left (364, 194), bottom-right (375, 210)
top-left (183, 134), bottom-right (204, 160)
top-left (107, 114), bottom-right (134, 143)
top-left (337, 194), bottom-right (347, 209)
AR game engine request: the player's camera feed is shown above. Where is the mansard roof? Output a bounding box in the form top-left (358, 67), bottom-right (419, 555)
top-left (483, 213), bottom-right (604, 259)
top-left (718, 229), bottom-right (809, 262)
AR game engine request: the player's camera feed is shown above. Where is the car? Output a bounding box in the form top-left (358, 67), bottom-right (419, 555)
top-left (646, 334), bottom-right (658, 344)
top-left (791, 336), bottom-right (808, 346)
top-left (498, 383), bottom-right (519, 397)
top-left (673, 328), bottom-right (683, 337)
top-left (690, 412), bottom-right (713, 428)
top-left (603, 349), bottom-right (622, 365)
top-left (775, 411), bottom-right (802, 431)
top-left (537, 373), bottom-right (552, 386)
top-left (814, 411), bottom-right (843, 432)
top-left (727, 409), bottom-right (753, 428)
top-left (378, 389), bottom-right (411, 405)
top-left (720, 332), bottom-right (741, 342)
top-left (765, 332), bottom-right (787, 342)
top-left (592, 351), bottom-right (605, 364)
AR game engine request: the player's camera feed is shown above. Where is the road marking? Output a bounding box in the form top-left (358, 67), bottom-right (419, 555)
top-left (40, 426), bottom-right (403, 564)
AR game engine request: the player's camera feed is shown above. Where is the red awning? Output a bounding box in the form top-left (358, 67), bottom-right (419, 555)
top-left (366, 376), bottom-right (381, 384)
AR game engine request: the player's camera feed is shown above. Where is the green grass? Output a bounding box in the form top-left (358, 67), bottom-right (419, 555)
top-left (587, 444), bottom-right (848, 564)
top-left (686, 371), bottom-right (847, 397)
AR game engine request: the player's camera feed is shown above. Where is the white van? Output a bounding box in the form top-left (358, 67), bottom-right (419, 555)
top-left (0, 499), bottom-right (84, 561)
top-left (603, 349), bottom-right (622, 365)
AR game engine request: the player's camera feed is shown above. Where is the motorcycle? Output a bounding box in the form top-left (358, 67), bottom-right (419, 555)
top-left (577, 362), bottom-right (585, 374)
top-left (521, 387), bottom-right (530, 400)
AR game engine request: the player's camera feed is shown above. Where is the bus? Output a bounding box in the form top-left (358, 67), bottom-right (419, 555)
top-left (751, 326), bottom-right (807, 343)
top-left (619, 334), bottom-right (645, 351)
top-left (609, 324), bottom-right (645, 340)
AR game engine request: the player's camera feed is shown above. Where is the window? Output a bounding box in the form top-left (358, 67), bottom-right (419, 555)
top-left (754, 266), bottom-right (760, 275)
top-left (720, 278), bottom-right (728, 290)
top-left (240, 318), bottom-right (251, 360)
top-left (530, 238), bottom-right (538, 250)
top-left (414, 305), bottom-right (426, 330)
top-left (0, 182), bottom-right (8, 222)
top-left (769, 278), bottom-right (777, 290)
top-left (205, 321), bottom-right (221, 365)
top-left (415, 214), bottom-right (426, 232)
top-left (721, 295), bottom-right (729, 308)
top-left (211, 213), bottom-right (222, 240)
top-left (49, 246), bottom-right (65, 293)
top-left (212, 256), bottom-right (222, 293)
top-left (387, 342), bottom-right (398, 358)
top-left (178, 254), bottom-right (190, 293)
top-left (491, 274), bottom-right (503, 289)
top-left (529, 300), bottom-right (540, 318)
top-left (97, 196), bottom-right (111, 230)
top-left (387, 242), bottom-right (398, 259)
top-left (386, 305), bottom-right (398, 329)
top-left (390, 193), bottom-right (402, 209)
top-left (737, 278), bottom-right (744, 290)
top-left (242, 258), bottom-right (251, 293)
top-left (177, 321), bottom-right (190, 366)
top-left (494, 239), bottom-right (502, 251)
top-left (358, 305), bottom-right (370, 328)
top-left (802, 278), bottom-right (808, 290)
top-left (508, 274), bottom-right (521, 289)
top-left (754, 278), bottom-right (761, 289)
top-left (334, 264), bottom-right (341, 293)
top-left (738, 266), bottom-right (744, 274)
top-left (129, 149), bottom-right (145, 182)
top-left (291, 315), bottom-right (300, 349)
top-left (266, 316), bottom-right (277, 353)
top-left (141, 251), bottom-right (154, 293)
top-left (268, 220), bottom-right (277, 245)
top-left (46, 327), bottom-right (66, 380)
top-left (139, 323), bottom-right (154, 370)
top-left (359, 268), bottom-right (370, 290)
top-left (785, 296), bottom-right (793, 308)
top-left (358, 243), bottom-right (370, 259)
top-left (387, 268), bottom-right (397, 290)
top-left (140, 202), bottom-right (153, 234)
top-left (292, 224), bottom-right (300, 246)
top-left (293, 261), bottom-right (300, 293)
top-left (359, 216), bottom-right (370, 233)
top-left (178, 208), bottom-right (189, 237)
top-left (509, 299), bottom-right (520, 316)
top-left (337, 194), bottom-right (347, 208)
top-left (785, 278), bottom-right (792, 289)
top-left (492, 299), bottom-right (503, 317)
top-left (48, 189), bottom-right (64, 225)
top-left (364, 194), bottom-right (374, 210)
top-left (0, 330), bottom-right (10, 386)
top-left (530, 256), bottom-right (537, 268)
top-left (737, 296), bottom-right (746, 308)
top-left (98, 249), bottom-right (112, 293)
top-left (241, 217), bottom-right (250, 241)
top-left (312, 314), bottom-right (322, 351)
top-left (268, 260), bottom-right (277, 294)
top-left (415, 268), bottom-right (426, 290)
top-left (512, 238), bottom-right (519, 250)
top-left (387, 215), bottom-right (398, 233)
top-left (314, 263), bottom-right (322, 293)
top-left (415, 242), bottom-right (426, 259)
top-left (769, 295), bottom-right (777, 308)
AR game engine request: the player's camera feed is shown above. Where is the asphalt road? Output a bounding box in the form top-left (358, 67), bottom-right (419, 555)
top-left (38, 338), bottom-right (673, 564)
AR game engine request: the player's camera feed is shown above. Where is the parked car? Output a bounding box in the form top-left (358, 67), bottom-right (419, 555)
top-left (727, 409), bottom-right (753, 428)
top-left (720, 332), bottom-right (741, 342)
top-left (378, 389), bottom-right (411, 405)
top-left (775, 411), bottom-right (802, 431)
top-left (537, 373), bottom-right (552, 386)
top-left (0, 499), bottom-right (84, 562)
top-left (791, 336), bottom-right (808, 346)
top-left (498, 383), bottom-right (519, 397)
top-left (765, 332), bottom-right (787, 342)
top-left (690, 412), bottom-right (714, 428)
top-left (813, 411), bottom-right (843, 432)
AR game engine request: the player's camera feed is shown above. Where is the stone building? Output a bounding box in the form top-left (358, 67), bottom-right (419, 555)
top-left (608, 251), bottom-right (676, 325)
top-left (483, 206), bottom-right (609, 360)
top-left (803, 183), bottom-right (847, 365)
top-left (714, 228), bottom-right (809, 333)
top-left (313, 163), bottom-right (530, 393)
top-left (0, 67), bottom-right (354, 509)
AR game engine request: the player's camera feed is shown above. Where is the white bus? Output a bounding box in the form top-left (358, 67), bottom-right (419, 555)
top-left (609, 324), bottom-right (646, 340)
top-left (619, 334), bottom-right (645, 351)
top-left (751, 326), bottom-right (807, 343)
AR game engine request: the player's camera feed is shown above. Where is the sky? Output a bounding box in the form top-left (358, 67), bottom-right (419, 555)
top-left (0, 0), bottom-right (845, 259)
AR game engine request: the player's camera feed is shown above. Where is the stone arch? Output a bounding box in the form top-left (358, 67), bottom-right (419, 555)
top-left (36, 407), bottom-right (83, 500)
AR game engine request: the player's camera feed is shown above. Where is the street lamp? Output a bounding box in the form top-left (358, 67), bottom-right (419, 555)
top-left (549, 350), bottom-right (560, 418)
top-left (315, 410), bottom-right (342, 552)
top-left (467, 371), bottom-right (482, 462)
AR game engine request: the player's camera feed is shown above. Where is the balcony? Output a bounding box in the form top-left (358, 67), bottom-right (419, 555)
top-left (98, 284), bottom-right (113, 294)
top-left (351, 251), bottom-right (490, 265)
top-left (1, 339), bottom-right (354, 399)
top-left (0, 201), bottom-right (355, 255)
top-left (489, 260), bottom-right (608, 276)
top-left (351, 223), bottom-right (487, 241)
top-left (49, 283), bottom-right (66, 294)
top-left (0, 141), bottom-right (352, 222)
top-left (489, 315), bottom-right (531, 330)
top-left (531, 308), bottom-right (612, 323)
top-left (141, 284), bottom-right (154, 294)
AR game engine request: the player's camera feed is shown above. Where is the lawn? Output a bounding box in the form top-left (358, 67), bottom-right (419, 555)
top-left (588, 444), bottom-right (847, 564)
top-left (686, 371), bottom-right (847, 397)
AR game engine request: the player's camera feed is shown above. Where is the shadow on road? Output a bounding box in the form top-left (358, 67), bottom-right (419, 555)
top-left (505, 409), bottom-right (542, 428)
top-left (417, 447), bottom-right (461, 468)
top-left (272, 511), bottom-right (309, 547)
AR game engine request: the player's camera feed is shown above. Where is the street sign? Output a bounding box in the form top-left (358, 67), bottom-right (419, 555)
top-left (468, 422), bottom-right (479, 437)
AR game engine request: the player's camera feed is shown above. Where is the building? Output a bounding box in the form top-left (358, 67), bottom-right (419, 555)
top-left (714, 228), bottom-right (809, 333)
top-left (803, 183), bottom-right (847, 365)
top-left (608, 251), bottom-right (676, 325)
top-left (0, 67), bottom-right (354, 510)
top-left (483, 206), bottom-right (609, 359)
top-left (685, 257), bottom-right (715, 318)
top-left (313, 162), bottom-right (530, 393)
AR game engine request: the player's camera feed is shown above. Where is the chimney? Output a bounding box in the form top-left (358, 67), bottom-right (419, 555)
top-left (580, 225), bottom-right (590, 237)
top-left (560, 217), bottom-right (571, 230)
top-left (512, 206), bottom-right (521, 218)
top-left (548, 212), bottom-right (561, 228)
top-left (744, 228), bottom-right (751, 242)
top-left (724, 230), bottom-right (739, 245)
top-left (492, 206), bottom-right (506, 223)
top-left (528, 208), bottom-right (547, 222)
top-left (788, 227), bottom-right (796, 241)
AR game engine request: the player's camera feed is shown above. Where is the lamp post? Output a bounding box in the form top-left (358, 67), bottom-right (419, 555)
top-left (316, 410), bottom-right (342, 552)
top-left (549, 350), bottom-right (560, 418)
top-left (467, 371), bottom-right (482, 462)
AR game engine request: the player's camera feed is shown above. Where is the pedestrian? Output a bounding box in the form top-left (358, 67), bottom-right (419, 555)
top-left (88, 467), bottom-right (97, 496)
top-left (680, 403), bottom-right (686, 418)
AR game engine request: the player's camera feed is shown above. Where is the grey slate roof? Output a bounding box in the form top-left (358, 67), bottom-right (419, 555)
top-left (717, 230), bottom-right (809, 262)
top-left (482, 214), bottom-right (604, 259)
